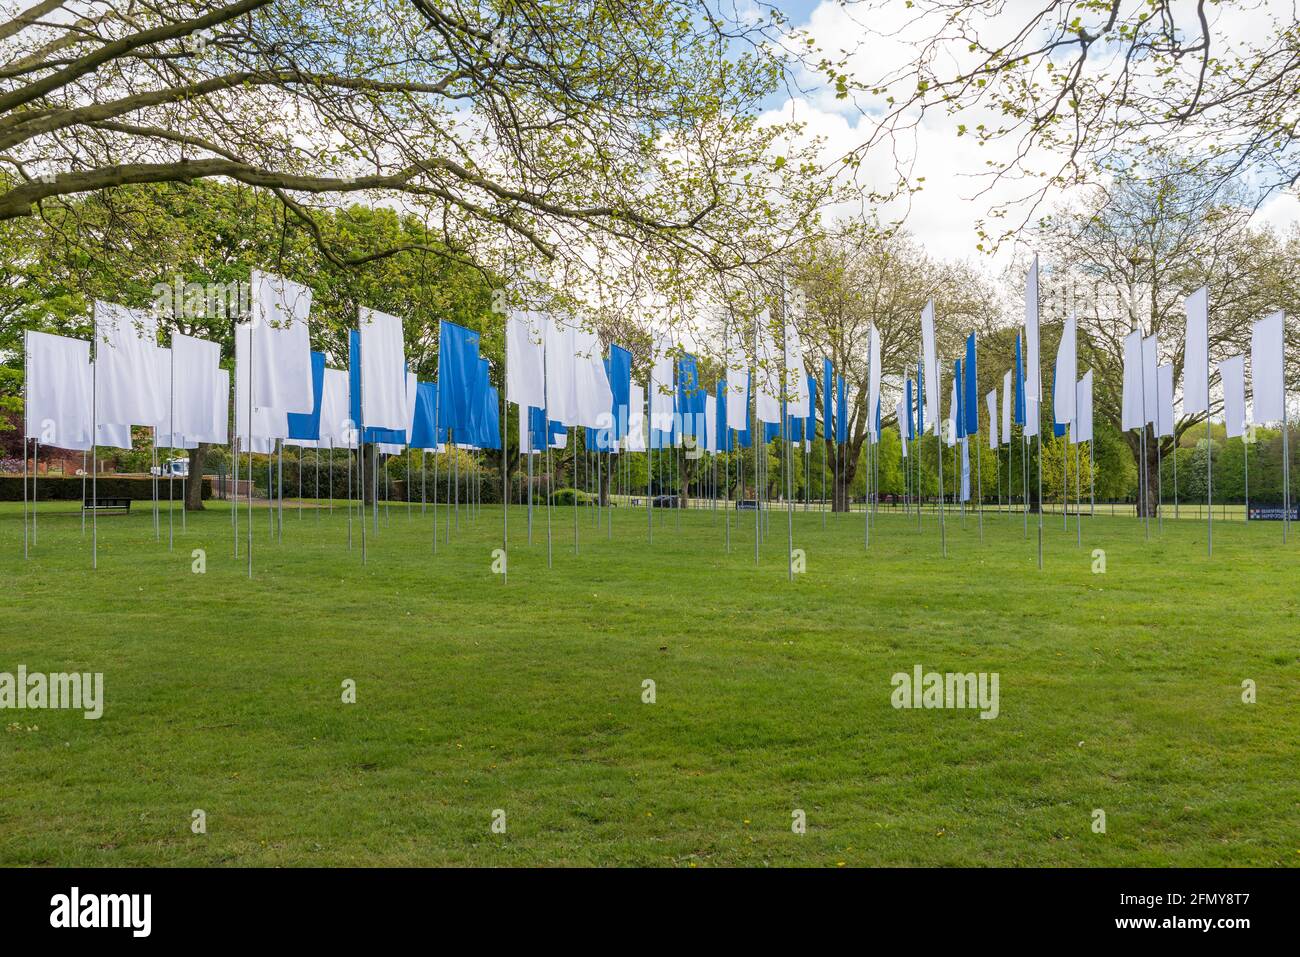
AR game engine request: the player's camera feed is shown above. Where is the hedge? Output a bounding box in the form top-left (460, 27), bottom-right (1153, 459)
top-left (0, 475), bottom-right (212, 502)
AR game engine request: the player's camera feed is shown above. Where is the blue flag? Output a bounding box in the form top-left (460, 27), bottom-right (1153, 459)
top-left (822, 358), bottom-right (834, 442)
top-left (716, 380), bottom-right (731, 452)
top-left (1051, 359), bottom-right (1066, 438)
top-left (964, 333), bottom-right (978, 436)
top-left (905, 378), bottom-right (915, 440)
top-left (437, 320), bottom-right (480, 435)
top-left (805, 374), bottom-right (817, 443)
top-left (916, 361), bottom-right (925, 436)
top-left (835, 375), bottom-right (847, 444)
top-left (676, 353), bottom-right (704, 437)
top-left (287, 350), bottom-right (326, 441)
top-left (953, 359), bottom-right (965, 439)
top-left (409, 382), bottom-right (442, 449)
top-left (607, 344), bottom-right (632, 441)
top-left (1014, 333), bottom-right (1026, 426)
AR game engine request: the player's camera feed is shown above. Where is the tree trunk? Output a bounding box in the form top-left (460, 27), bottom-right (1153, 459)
top-left (1126, 429), bottom-right (1162, 517)
top-left (184, 443), bottom-right (210, 510)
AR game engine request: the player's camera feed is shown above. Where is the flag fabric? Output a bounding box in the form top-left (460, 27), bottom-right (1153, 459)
top-left (1250, 310), bottom-right (1285, 423)
top-left (785, 320), bottom-right (810, 418)
top-left (905, 378), bottom-right (915, 440)
top-left (437, 320), bottom-right (481, 433)
top-left (171, 333), bottom-right (221, 443)
top-left (916, 361), bottom-right (925, 436)
top-left (287, 351), bottom-right (326, 442)
top-left (986, 389), bottom-right (998, 450)
top-left (359, 306), bottom-right (407, 431)
top-left (835, 375), bottom-right (848, 444)
top-left (607, 343), bottom-right (633, 440)
top-left (349, 330), bottom-right (404, 445)
top-left (236, 323), bottom-right (286, 451)
top-left (1075, 371), bottom-right (1094, 444)
top-left (1024, 255), bottom-right (1040, 401)
top-left (250, 270), bottom-right (314, 415)
top-left (725, 338), bottom-right (749, 432)
top-left (1050, 360), bottom-right (1066, 437)
top-left (155, 348), bottom-right (197, 449)
top-left (1121, 330), bottom-right (1144, 431)
top-left (755, 310), bottom-right (781, 424)
top-left (921, 300), bottom-right (939, 433)
top-left (570, 328), bottom-right (613, 430)
top-left (1219, 354), bottom-right (1246, 438)
top-left (715, 381), bottom-right (730, 452)
top-left (1156, 363), bottom-right (1175, 439)
top-left (544, 318), bottom-right (578, 426)
top-left (1141, 335), bottom-right (1159, 427)
top-left (649, 336), bottom-right (676, 435)
top-left (805, 373), bottom-right (817, 442)
top-left (867, 323), bottom-right (882, 438)
top-left (964, 333), bottom-right (978, 436)
top-left (625, 383), bottom-right (647, 453)
top-left (24, 331), bottom-right (92, 449)
top-left (1054, 312), bottom-right (1077, 427)
top-left (951, 374), bottom-right (961, 447)
top-left (823, 358), bottom-right (834, 441)
top-left (506, 310), bottom-right (545, 409)
top-left (1001, 370), bottom-right (1012, 445)
top-left (311, 368), bottom-right (350, 448)
top-left (676, 353), bottom-right (704, 437)
top-left (95, 300), bottom-right (165, 428)
top-left (953, 359), bottom-right (965, 439)
top-left (409, 382), bottom-right (441, 449)
top-left (1183, 286), bottom-right (1209, 414)
top-left (1013, 333), bottom-right (1026, 426)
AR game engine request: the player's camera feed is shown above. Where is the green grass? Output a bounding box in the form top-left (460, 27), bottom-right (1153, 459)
top-left (2, 496), bottom-right (1297, 867)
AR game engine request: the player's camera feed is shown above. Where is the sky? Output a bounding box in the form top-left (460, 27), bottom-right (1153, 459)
top-left (758, 0), bottom-right (1300, 268)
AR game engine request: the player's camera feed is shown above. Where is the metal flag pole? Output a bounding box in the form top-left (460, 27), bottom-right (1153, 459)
top-left (1090, 438), bottom-right (1095, 516)
top-left (233, 434), bottom-right (239, 556)
top-left (246, 325), bottom-right (254, 579)
top-left (975, 417), bottom-right (983, 540)
top-left (22, 330), bottom-right (29, 558)
top-left (1283, 399), bottom-right (1290, 543)
top-left (315, 445), bottom-right (320, 522)
top-left (1156, 433), bottom-right (1163, 534)
top-left (502, 383), bottom-right (508, 585)
top-left (168, 343), bottom-right (175, 549)
top-left (92, 304), bottom-right (99, 569)
top-left (431, 439), bottom-right (438, 553)
top-left (1206, 312), bottom-right (1213, 555)
top-left (151, 431), bottom-right (159, 541)
top-left (753, 313), bottom-right (760, 564)
top-left (864, 431), bottom-right (872, 550)
top-left (1173, 432), bottom-right (1180, 518)
top-left (572, 428), bottom-right (579, 553)
top-left (936, 382), bottom-right (947, 557)
top-left (347, 440), bottom-right (354, 549)
top-left (1076, 437), bottom-right (1082, 546)
top-left (81, 451), bottom-right (86, 537)
top-left (268, 448), bottom-right (274, 538)
top-left (1021, 430), bottom-right (1028, 537)
top-left (527, 439), bottom-right (534, 545)
top-left (359, 326), bottom-right (367, 564)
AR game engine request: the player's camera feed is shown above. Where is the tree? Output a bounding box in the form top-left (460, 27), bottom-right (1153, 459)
top-left (1032, 158), bottom-right (1300, 514)
top-left (0, 0), bottom-right (829, 280)
top-left (0, 179), bottom-right (496, 506)
top-left (792, 222), bottom-right (996, 509)
top-left (830, 0), bottom-right (1300, 245)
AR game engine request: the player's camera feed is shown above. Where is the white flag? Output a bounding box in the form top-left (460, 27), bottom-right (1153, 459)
top-left (867, 323), bottom-right (882, 439)
top-left (1142, 335), bottom-right (1159, 426)
top-left (1219, 354), bottom-right (1246, 438)
top-left (1183, 286), bottom-right (1209, 414)
top-left (1250, 310), bottom-right (1285, 423)
top-left (921, 300), bottom-right (940, 435)
top-left (946, 378), bottom-right (957, 448)
top-left (24, 331), bottom-right (92, 449)
top-left (1001, 370), bottom-right (1012, 445)
top-left (359, 306), bottom-right (408, 431)
top-left (755, 311), bottom-right (781, 424)
top-left (1024, 255), bottom-right (1041, 401)
top-left (986, 389), bottom-right (998, 450)
top-left (1053, 312), bottom-right (1076, 426)
top-left (625, 383), bottom-right (647, 452)
top-left (250, 270), bottom-right (314, 415)
top-left (1156, 363), bottom-right (1175, 439)
top-left (1074, 371), bottom-right (1094, 443)
top-left (506, 311), bottom-right (545, 409)
top-left (172, 333), bottom-right (221, 441)
top-left (95, 300), bottom-right (165, 428)
top-left (724, 338), bottom-right (749, 432)
top-left (1121, 330), bottom-right (1144, 431)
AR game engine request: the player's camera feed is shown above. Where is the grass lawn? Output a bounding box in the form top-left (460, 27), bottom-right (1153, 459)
top-left (2, 496), bottom-right (1297, 867)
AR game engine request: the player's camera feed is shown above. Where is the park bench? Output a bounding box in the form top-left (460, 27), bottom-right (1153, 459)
top-left (82, 497), bottom-right (131, 514)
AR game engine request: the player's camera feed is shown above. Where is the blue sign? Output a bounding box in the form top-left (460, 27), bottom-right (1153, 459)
top-left (1247, 505), bottom-right (1300, 521)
